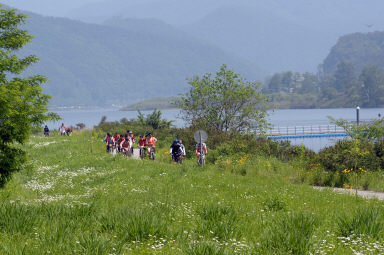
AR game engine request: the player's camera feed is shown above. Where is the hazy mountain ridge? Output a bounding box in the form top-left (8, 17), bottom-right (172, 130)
top-left (66, 0), bottom-right (384, 73)
top-left (323, 31), bottom-right (384, 73)
top-left (16, 10), bottom-right (262, 106)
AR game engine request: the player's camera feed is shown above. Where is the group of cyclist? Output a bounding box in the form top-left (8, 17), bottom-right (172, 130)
top-left (104, 130), bottom-right (157, 159)
top-left (104, 130), bottom-right (208, 164)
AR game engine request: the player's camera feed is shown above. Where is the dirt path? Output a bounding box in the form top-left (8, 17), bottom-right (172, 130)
top-left (131, 148), bottom-right (141, 160)
top-left (314, 186), bottom-right (384, 200)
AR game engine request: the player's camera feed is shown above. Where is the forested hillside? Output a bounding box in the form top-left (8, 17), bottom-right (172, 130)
top-left (19, 12), bottom-right (261, 106)
top-left (264, 31), bottom-right (384, 108)
top-left (323, 32), bottom-right (384, 73)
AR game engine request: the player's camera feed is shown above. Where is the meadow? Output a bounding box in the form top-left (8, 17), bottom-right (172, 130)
top-left (1, 131), bottom-right (384, 254)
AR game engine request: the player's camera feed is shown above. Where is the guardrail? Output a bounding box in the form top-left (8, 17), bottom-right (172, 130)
top-left (267, 124), bottom-right (346, 136)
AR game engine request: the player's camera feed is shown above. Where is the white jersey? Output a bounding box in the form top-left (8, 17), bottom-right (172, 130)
top-left (196, 143), bottom-right (207, 153)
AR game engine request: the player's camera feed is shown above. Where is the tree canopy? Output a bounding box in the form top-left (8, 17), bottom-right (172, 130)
top-left (176, 65), bottom-right (269, 133)
top-left (0, 5), bottom-right (56, 186)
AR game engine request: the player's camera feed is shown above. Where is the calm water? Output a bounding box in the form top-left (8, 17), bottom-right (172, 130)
top-left (48, 108), bottom-right (384, 152)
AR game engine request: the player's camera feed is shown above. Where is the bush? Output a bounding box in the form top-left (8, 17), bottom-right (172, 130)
top-left (318, 139), bottom-right (381, 173)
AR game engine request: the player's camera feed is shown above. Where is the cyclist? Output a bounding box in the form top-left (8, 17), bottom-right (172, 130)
top-left (179, 140), bottom-right (186, 157)
top-left (120, 135), bottom-right (131, 156)
top-left (195, 141), bottom-right (208, 164)
top-left (129, 131), bottom-right (135, 154)
top-left (105, 133), bottom-right (115, 153)
top-left (170, 138), bottom-right (183, 163)
top-left (117, 134), bottom-right (124, 153)
top-left (114, 133), bottom-right (121, 152)
top-left (138, 135), bottom-right (146, 158)
top-left (145, 133), bottom-right (157, 159)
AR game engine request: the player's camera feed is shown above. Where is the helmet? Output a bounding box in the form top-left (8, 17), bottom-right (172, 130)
top-left (174, 138), bottom-right (179, 143)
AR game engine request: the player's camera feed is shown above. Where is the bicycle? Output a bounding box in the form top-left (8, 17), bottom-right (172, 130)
top-left (172, 153), bottom-right (183, 164)
top-left (122, 147), bottom-right (131, 157)
top-left (198, 152), bottom-right (205, 166)
top-left (149, 147), bottom-right (156, 160)
top-left (139, 146), bottom-right (145, 159)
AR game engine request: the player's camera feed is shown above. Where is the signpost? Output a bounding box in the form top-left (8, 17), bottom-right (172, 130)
top-left (194, 130), bottom-right (208, 144)
top-left (194, 130), bottom-right (208, 166)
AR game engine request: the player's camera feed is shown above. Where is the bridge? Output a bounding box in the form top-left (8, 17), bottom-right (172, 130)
top-left (267, 125), bottom-right (348, 139)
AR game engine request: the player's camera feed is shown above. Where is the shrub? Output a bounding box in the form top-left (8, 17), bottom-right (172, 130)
top-left (337, 207), bottom-right (383, 239)
top-left (318, 139), bottom-right (381, 172)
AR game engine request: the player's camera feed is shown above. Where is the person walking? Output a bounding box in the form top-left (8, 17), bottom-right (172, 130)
top-left (44, 125), bottom-right (50, 137)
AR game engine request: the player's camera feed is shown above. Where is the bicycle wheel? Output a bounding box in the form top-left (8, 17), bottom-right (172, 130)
top-left (199, 154), bottom-right (205, 165)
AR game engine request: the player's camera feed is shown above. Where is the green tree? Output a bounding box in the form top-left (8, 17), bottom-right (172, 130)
top-left (281, 71), bottom-right (294, 91)
top-left (359, 65), bottom-right (384, 107)
top-left (299, 72), bottom-right (319, 94)
top-left (0, 6), bottom-right (57, 186)
top-left (268, 73), bottom-right (283, 93)
top-left (137, 109), bottom-right (172, 129)
top-left (334, 61), bottom-right (356, 92)
top-left (329, 116), bottom-right (384, 143)
top-left (176, 65), bottom-right (269, 133)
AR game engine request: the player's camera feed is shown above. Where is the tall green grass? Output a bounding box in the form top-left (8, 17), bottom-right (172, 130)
top-left (260, 212), bottom-right (317, 254)
top-left (337, 207), bottom-right (383, 239)
top-left (0, 132), bottom-right (383, 254)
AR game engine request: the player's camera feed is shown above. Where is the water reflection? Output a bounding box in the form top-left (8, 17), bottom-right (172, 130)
top-left (284, 137), bottom-right (346, 152)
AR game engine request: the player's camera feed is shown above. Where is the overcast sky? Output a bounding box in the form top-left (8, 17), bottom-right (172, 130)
top-left (1, 0), bottom-right (101, 16)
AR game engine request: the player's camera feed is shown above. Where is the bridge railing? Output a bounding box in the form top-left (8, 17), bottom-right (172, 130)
top-left (266, 124), bottom-right (347, 136)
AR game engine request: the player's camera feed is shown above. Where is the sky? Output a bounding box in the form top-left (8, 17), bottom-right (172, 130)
top-left (0, 0), bottom-right (101, 16)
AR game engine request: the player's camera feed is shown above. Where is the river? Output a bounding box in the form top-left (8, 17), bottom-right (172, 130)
top-left (48, 107), bottom-right (384, 152)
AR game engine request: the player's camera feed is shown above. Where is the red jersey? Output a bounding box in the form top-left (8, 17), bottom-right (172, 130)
top-left (146, 137), bottom-right (157, 147)
top-left (138, 138), bottom-right (146, 146)
top-left (121, 139), bottom-right (130, 149)
top-left (117, 136), bottom-right (124, 145)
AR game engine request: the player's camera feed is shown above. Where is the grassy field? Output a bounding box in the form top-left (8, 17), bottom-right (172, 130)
top-left (1, 132), bottom-right (384, 254)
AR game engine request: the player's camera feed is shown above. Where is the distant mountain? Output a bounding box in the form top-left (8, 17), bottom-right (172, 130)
top-left (183, 0), bottom-right (384, 73)
top-left (182, 5), bottom-right (328, 73)
top-left (68, 0), bottom-right (228, 25)
top-left (0, 0), bottom-right (98, 17)
top-left (17, 11), bottom-right (262, 106)
top-left (323, 31), bottom-right (384, 73)
top-left (103, 17), bottom-right (185, 38)
top-left (68, 0), bottom-right (384, 73)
